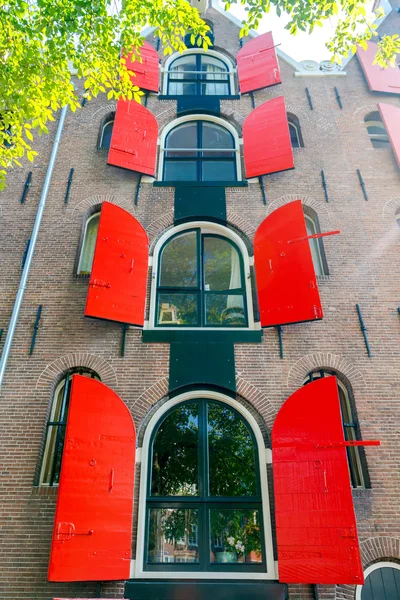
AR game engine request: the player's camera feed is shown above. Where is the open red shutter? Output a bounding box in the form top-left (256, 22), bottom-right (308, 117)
top-left (124, 41), bottom-right (159, 93)
top-left (237, 32), bottom-right (281, 94)
top-left (254, 200), bottom-right (322, 327)
top-left (108, 98), bottom-right (158, 176)
top-left (357, 42), bottom-right (400, 95)
top-left (272, 377), bottom-right (363, 585)
top-left (48, 375), bottom-right (136, 582)
top-left (85, 202), bottom-right (149, 326)
top-left (378, 102), bottom-right (400, 168)
top-left (243, 97), bottom-right (294, 178)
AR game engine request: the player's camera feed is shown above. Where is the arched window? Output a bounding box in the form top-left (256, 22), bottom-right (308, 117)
top-left (303, 210), bottom-right (327, 277)
top-left (155, 228), bottom-right (248, 327)
top-left (287, 114), bottom-right (304, 148)
top-left (40, 368), bottom-right (100, 486)
top-left (77, 212), bottom-right (100, 275)
top-left (364, 112), bottom-right (390, 149)
top-left (396, 211), bottom-right (400, 230)
top-left (304, 370), bottom-right (367, 488)
top-left (144, 398), bottom-right (266, 572)
top-left (356, 562), bottom-right (400, 600)
top-left (167, 52), bottom-right (231, 96)
top-left (162, 119), bottom-right (238, 182)
top-left (98, 115), bottom-right (115, 150)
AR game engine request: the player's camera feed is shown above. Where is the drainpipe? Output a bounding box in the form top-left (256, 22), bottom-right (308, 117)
top-left (0, 105), bottom-right (68, 393)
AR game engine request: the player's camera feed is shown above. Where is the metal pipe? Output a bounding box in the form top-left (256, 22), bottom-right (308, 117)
top-left (356, 303), bottom-right (372, 358)
top-left (0, 105), bottom-right (68, 392)
top-left (356, 169), bottom-right (368, 200)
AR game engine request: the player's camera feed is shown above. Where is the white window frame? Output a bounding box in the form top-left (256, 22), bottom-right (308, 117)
top-left (39, 377), bottom-right (66, 486)
top-left (157, 114), bottom-right (243, 182)
top-left (304, 213), bottom-right (324, 277)
top-left (77, 212), bottom-right (100, 275)
top-left (133, 390), bottom-right (276, 580)
top-left (355, 561), bottom-right (400, 600)
top-left (146, 221), bottom-right (255, 331)
top-left (162, 49), bottom-right (236, 96)
top-left (99, 118), bottom-right (114, 150)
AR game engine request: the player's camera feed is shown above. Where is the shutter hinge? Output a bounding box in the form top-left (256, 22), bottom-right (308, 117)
top-left (55, 522), bottom-right (94, 541)
top-left (89, 279), bottom-right (111, 289)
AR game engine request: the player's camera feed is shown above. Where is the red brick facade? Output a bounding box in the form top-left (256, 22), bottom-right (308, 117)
top-left (0, 2), bottom-right (399, 598)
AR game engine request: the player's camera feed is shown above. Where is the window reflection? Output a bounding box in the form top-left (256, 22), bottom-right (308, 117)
top-left (210, 509), bottom-right (262, 564)
top-left (148, 508), bottom-right (199, 564)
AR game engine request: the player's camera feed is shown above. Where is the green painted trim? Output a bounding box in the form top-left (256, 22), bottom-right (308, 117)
top-left (142, 330), bottom-right (263, 343)
top-left (159, 95), bottom-right (241, 101)
top-left (154, 181), bottom-right (248, 188)
top-left (125, 580), bottom-right (287, 600)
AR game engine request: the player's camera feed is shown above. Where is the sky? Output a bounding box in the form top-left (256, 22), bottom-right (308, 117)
top-left (217, 0), bottom-right (378, 62)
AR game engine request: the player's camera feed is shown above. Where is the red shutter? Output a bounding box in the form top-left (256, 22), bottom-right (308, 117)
top-left (123, 41), bottom-right (159, 93)
top-left (254, 200), bottom-right (322, 327)
top-left (357, 42), bottom-right (400, 95)
top-left (108, 98), bottom-right (158, 176)
top-left (243, 97), bottom-right (294, 178)
top-left (48, 375), bottom-right (136, 582)
top-left (85, 202), bottom-right (149, 326)
top-left (272, 377), bottom-right (363, 585)
top-left (378, 102), bottom-right (400, 168)
top-left (237, 32), bottom-right (281, 94)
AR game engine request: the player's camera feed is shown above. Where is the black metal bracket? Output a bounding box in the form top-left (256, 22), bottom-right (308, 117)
top-left (120, 324), bottom-right (129, 357)
top-left (356, 169), bottom-right (368, 201)
top-left (29, 305), bottom-right (43, 356)
top-left (250, 91), bottom-right (256, 109)
top-left (134, 174), bottom-right (143, 206)
top-left (81, 96), bottom-right (87, 107)
top-left (21, 239), bottom-right (31, 269)
top-left (276, 325), bottom-right (284, 359)
top-left (305, 87), bottom-right (314, 110)
top-left (321, 170), bottom-right (329, 202)
top-left (259, 176), bottom-right (267, 205)
top-left (356, 304), bottom-right (372, 357)
top-left (64, 168), bottom-right (74, 204)
top-left (0, 328), bottom-right (3, 344)
top-left (20, 171), bottom-right (32, 204)
top-left (334, 87), bottom-right (343, 109)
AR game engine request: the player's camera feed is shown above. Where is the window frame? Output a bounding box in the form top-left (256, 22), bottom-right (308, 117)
top-left (161, 118), bottom-right (239, 183)
top-left (134, 390), bottom-right (276, 580)
top-left (99, 118), bottom-right (114, 150)
top-left (167, 53), bottom-right (230, 97)
top-left (364, 112), bottom-right (390, 149)
top-left (163, 49), bottom-right (235, 97)
top-left (304, 213), bottom-right (325, 277)
top-left (148, 222), bottom-right (255, 331)
top-left (356, 562), bottom-right (400, 600)
top-left (39, 368), bottom-right (100, 486)
top-left (76, 211), bottom-right (100, 275)
top-left (304, 370), bottom-right (367, 489)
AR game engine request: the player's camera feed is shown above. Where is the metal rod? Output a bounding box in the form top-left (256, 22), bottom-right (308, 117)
top-left (356, 169), bottom-right (368, 200)
top-left (288, 230), bottom-right (340, 244)
top-left (81, 97), bottom-right (87, 107)
top-left (162, 148), bottom-right (239, 153)
top-left (64, 168), bottom-right (74, 204)
top-left (277, 325), bottom-right (284, 359)
top-left (250, 91), bottom-right (256, 109)
top-left (21, 239), bottom-right (31, 269)
top-left (313, 584), bottom-right (320, 600)
top-left (305, 87), bottom-right (314, 110)
top-left (120, 324), bottom-right (129, 357)
top-left (134, 174), bottom-right (142, 206)
top-left (156, 37), bottom-right (160, 51)
top-left (239, 38), bottom-right (244, 48)
top-left (20, 171), bottom-right (32, 204)
top-left (334, 86), bottom-right (343, 109)
top-left (321, 169), bottom-right (329, 202)
top-left (356, 303), bottom-right (372, 358)
top-left (29, 304), bottom-right (43, 356)
top-left (0, 329), bottom-right (3, 344)
top-left (259, 176), bottom-right (267, 205)
top-left (0, 104), bottom-right (68, 392)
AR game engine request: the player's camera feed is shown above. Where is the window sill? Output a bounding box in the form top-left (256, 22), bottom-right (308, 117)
top-left (125, 579), bottom-right (285, 598)
top-left (153, 181), bottom-right (248, 188)
top-left (159, 95), bottom-right (241, 101)
top-left (142, 329), bottom-right (263, 343)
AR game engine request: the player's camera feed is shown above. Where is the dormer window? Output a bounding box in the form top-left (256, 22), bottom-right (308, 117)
top-left (166, 52), bottom-right (232, 96)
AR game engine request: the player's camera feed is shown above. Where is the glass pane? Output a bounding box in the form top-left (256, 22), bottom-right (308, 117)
top-left (201, 82), bottom-right (230, 96)
top-left (202, 161), bottom-right (236, 181)
top-left (305, 217), bottom-right (323, 277)
top-left (157, 294), bottom-right (198, 326)
top-left (151, 403), bottom-right (199, 496)
top-left (147, 508), bottom-right (199, 564)
top-left (205, 294), bottom-right (245, 327)
top-left (78, 213), bottom-right (100, 274)
top-left (367, 125), bottom-right (387, 135)
top-left (289, 123), bottom-right (299, 148)
top-left (100, 121), bottom-right (114, 150)
top-left (170, 55), bottom-right (197, 75)
top-left (160, 232), bottom-right (198, 288)
top-left (166, 123), bottom-right (197, 156)
top-left (203, 237), bottom-right (242, 291)
top-left (210, 509), bottom-right (263, 564)
top-left (169, 81), bottom-right (197, 96)
top-left (202, 122), bottom-right (234, 153)
top-left (371, 138), bottom-right (390, 149)
top-left (208, 402), bottom-right (257, 496)
top-left (164, 161), bottom-right (197, 181)
top-left (200, 56), bottom-right (228, 77)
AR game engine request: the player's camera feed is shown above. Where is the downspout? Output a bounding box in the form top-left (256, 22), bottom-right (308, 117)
top-left (0, 104), bottom-right (68, 393)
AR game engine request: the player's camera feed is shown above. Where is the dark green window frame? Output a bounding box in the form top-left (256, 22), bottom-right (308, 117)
top-left (156, 228), bottom-right (248, 328)
top-left (167, 53), bottom-right (231, 96)
top-left (144, 399), bottom-right (267, 573)
top-left (163, 121), bottom-right (238, 183)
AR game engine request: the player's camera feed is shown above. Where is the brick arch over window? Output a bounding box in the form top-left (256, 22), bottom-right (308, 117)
top-left (267, 194), bottom-right (330, 222)
top-left (287, 353), bottom-right (366, 394)
top-left (70, 194), bottom-right (134, 219)
top-left (383, 197), bottom-right (400, 219)
top-left (90, 103), bottom-right (117, 124)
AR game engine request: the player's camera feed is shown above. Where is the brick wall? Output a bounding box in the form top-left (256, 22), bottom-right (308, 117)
top-left (0, 3), bottom-right (399, 599)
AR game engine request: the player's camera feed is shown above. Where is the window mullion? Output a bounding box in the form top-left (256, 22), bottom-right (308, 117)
top-left (49, 374), bottom-right (70, 486)
top-left (199, 400), bottom-right (208, 570)
top-left (198, 231), bottom-right (204, 326)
